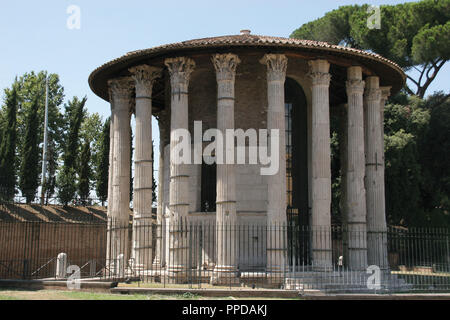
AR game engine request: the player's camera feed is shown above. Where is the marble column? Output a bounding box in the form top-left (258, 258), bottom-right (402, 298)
top-left (308, 59), bottom-right (332, 270)
top-left (129, 65), bottom-right (161, 271)
top-left (211, 53), bottom-right (240, 284)
top-left (379, 86), bottom-right (391, 162)
top-left (364, 76), bottom-right (388, 270)
top-left (153, 129), bottom-right (166, 269)
top-left (345, 66), bottom-right (367, 270)
top-left (260, 54), bottom-right (288, 274)
top-left (107, 95), bottom-right (115, 216)
top-left (165, 57), bottom-right (195, 278)
top-left (107, 77), bottom-right (133, 272)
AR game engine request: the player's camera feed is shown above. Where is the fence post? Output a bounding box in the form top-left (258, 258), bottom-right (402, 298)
top-left (56, 253), bottom-right (68, 279)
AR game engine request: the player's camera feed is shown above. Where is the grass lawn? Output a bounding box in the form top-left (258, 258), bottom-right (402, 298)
top-left (0, 289), bottom-right (297, 300)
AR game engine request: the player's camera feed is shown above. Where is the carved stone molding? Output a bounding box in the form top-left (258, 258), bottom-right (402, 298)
top-left (308, 72), bottom-right (331, 86)
top-left (346, 79), bottom-right (365, 95)
top-left (308, 60), bottom-right (331, 86)
top-left (260, 54), bottom-right (288, 82)
top-left (212, 53), bottom-right (240, 82)
top-left (380, 86), bottom-right (392, 101)
top-left (108, 77), bottom-right (134, 110)
top-left (164, 57), bottom-right (196, 89)
top-left (129, 65), bottom-right (162, 97)
top-left (364, 88), bottom-right (382, 101)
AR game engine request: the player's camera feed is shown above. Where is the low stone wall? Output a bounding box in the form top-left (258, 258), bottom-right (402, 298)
top-left (0, 221), bottom-right (107, 279)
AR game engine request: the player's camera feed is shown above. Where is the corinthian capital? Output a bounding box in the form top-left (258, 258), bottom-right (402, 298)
top-left (260, 54), bottom-right (288, 82)
top-left (108, 77), bottom-right (134, 110)
top-left (308, 72), bottom-right (332, 86)
top-left (129, 65), bottom-right (162, 97)
top-left (307, 59), bottom-right (331, 86)
top-left (380, 86), bottom-right (391, 101)
top-left (364, 88), bottom-right (381, 101)
top-left (212, 53), bottom-right (240, 82)
top-left (346, 79), bottom-right (365, 95)
top-left (164, 57), bottom-right (195, 89)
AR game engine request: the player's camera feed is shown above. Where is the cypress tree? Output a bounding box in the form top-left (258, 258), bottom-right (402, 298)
top-left (0, 82), bottom-right (19, 200)
top-left (78, 138), bottom-right (91, 203)
top-left (96, 118), bottom-right (110, 205)
top-left (19, 95), bottom-right (40, 203)
top-left (57, 96), bottom-right (86, 205)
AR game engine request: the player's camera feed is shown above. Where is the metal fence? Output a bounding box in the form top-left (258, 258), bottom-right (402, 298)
top-left (0, 219), bottom-right (449, 293)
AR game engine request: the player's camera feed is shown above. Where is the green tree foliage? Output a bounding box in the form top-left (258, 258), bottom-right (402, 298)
top-left (14, 71), bottom-right (65, 201)
top-left (0, 81), bottom-right (19, 200)
top-left (78, 139), bottom-right (91, 203)
top-left (382, 94), bottom-right (449, 227)
top-left (56, 167), bottom-right (77, 207)
top-left (18, 96), bottom-right (40, 203)
top-left (419, 92), bottom-right (450, 226)
top-left (78, 112), bottom-right (103, 203)
top-left (57, 96), bottom-right (86, 205)
top-left (291, 0), bottom-right (450, 97)
top-left (96, 118), bottom-right (110, 205)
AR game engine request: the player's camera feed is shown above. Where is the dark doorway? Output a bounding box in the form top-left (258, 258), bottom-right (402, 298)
top-left (285, 77), bottom-right (309, 225)
top-left (201, 162), bottom-right (216, 212)
top-left (285, 77), bottom-right (309, 266)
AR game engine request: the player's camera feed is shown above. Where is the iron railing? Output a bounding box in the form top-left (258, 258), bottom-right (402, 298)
top-left (0, 219), bottom-right (449, 292)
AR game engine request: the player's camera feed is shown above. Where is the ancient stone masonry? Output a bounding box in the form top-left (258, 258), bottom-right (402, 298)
top-left (165, 57), bottom-right (196, 277)
top-left (345, 66), bottom-right (367, 270)
top-left (364, 77), bottom-right (389, 270)
top-left (107, 77), bottom-right (134, 265)
top-left (308, 59), bottom-right (332, 269)
top-left (90, 32), bottom-right (405, 284)
top-left (260, 54), bottom-right (288, 273)
top-left (129, 65), bottom-right (162, 271)
top-left (211, 53), bottom-right (240, 284)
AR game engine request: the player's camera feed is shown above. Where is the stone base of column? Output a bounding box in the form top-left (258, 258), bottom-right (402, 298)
top-left (347, 248), bottom-right (368, 271)
top-left (266, 248), bottom-right (287, 276)
top-left (367, 231), bottom-right (389, 270)
top-left (210, 265), bottom-right (240, 286)
top-left (152, 258), bottom-right (163, 270)
top-left (131, 262), bottom-right (145, 275)
top-left (311, 250), bottom-right (333, 272)
top-left (166, 265), bottom-right (188, 284)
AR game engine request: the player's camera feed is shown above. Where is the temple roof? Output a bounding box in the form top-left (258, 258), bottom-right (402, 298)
top-left (89, 33), bottom-right (406, 102)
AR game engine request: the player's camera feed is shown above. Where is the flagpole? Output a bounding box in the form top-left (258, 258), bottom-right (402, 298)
top-left (40, 74), bottom-right (49, 205)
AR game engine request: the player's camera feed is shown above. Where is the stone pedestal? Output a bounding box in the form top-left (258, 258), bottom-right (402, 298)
top-left (211, 53), bottom-right (240, 285)
top-left (364, 77), bottom-right (388, 270)
top-left (345, 66), bottom-right (368, 270)
top-left (308, 60), bottom-right (332, 270)
top-left (165, 57), bottom-right (195, 280)
top-left (129, 65), bottom-right (161, 272)
top-left (260, 54), bottom-right (288, 274)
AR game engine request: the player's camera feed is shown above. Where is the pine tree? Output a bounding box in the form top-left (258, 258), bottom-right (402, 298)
top-left (0, 81), bottom-right (19, 200)
top-left (96, 118), bottom-right (110, 205)
top-left (78, 138), bottom-right (91, 203)
top-left (19, 95), bottom-right (40, 203)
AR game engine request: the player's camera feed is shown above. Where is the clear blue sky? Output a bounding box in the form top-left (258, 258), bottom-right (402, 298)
top-left (0, 0), bottom-right (448, 177)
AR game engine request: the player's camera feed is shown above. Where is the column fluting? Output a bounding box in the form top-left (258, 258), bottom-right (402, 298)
top-left (345, 66), bottom-right (367, 270)
top-left (260, 54), bottom-right (288, 274)
top-left (308, 59), bottom-right (332, 270)
top-left (129, 65), bottom-right (161, 271)
top-left (165, 57), bottom-right (195, 278)
top-left (364, 76), bottom-right (389, 270)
